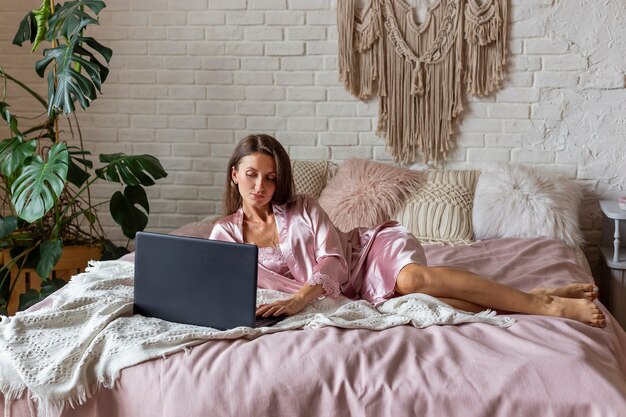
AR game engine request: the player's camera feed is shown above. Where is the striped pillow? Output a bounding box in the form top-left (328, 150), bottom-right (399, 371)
top-left (395, 170), bottom-right (480, 244)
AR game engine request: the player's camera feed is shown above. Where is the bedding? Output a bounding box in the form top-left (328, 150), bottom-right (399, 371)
top-left (2, 237), bottom-right (625, 417)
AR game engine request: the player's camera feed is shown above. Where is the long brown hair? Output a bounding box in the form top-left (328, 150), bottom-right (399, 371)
top-left (223, 134), bottom-right (294, 215)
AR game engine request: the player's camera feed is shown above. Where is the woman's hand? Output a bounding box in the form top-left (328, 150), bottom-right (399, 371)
top-left (257, 283), bottom-right (326, 317)
top-left (256, 296), bottom-right (309, 318)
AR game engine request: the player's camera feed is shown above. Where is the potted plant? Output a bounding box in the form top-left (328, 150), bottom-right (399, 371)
top-left (0, 0), bottom-right (167, 314)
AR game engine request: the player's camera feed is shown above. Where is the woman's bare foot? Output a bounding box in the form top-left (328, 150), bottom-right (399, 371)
top-left (531, 284), bottom-right (598, 301)
top-left (542, 296), bottom-right (606, 327)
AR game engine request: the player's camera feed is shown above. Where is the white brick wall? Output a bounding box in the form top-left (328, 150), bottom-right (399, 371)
top-left (1, 0), bottom-right (625, 272)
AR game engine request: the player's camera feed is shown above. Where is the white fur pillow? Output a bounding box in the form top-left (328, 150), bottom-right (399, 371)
top-left (318, 159), bottom-right (425, 232)
top-left (472, 164), bottom-right (584, 247)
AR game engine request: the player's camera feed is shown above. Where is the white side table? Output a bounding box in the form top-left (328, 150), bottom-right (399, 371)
top-left (599, 200), bottom-right (626, 329)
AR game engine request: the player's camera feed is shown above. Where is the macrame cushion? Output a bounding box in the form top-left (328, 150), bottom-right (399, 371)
top-left (292, 160), bottom-right (329, 198)
top-left (472, 164), bottom-right (584, 247)
top-left (318, 159), bottom-right (425, 232)
top-left (395, 170), bottom-right (480, 243)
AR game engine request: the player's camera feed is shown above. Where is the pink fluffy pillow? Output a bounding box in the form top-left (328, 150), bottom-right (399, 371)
top-left (318, 159), bottom-right (425, 232)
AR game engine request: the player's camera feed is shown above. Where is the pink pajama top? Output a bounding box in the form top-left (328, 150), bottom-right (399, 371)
top-left (209, 195), bottom-right (426, 305)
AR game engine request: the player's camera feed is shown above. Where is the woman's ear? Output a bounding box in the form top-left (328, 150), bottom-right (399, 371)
top-left (231, 166), bottom-right (238, 185)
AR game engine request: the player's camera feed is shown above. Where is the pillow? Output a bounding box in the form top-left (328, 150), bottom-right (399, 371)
top-left (472, 164), bottom-right (584, 247)
top-left (395, 170), bottom-right (480, 243)
top-left (318, 159), bottom-right (425, 232)
top-left (292, 160), bottom-right (329, 198)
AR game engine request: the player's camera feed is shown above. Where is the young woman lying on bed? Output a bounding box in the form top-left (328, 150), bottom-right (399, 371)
top-left (208, 134), bottom-right (606, 327)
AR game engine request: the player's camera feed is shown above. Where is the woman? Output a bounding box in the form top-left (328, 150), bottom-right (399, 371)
top-left (209, 134), bottom-right (606, 327)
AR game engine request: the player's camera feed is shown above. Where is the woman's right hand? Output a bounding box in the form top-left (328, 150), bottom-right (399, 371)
top-left (256, 296), bottom-right (309, 317)
top-left (256, 283), bottom-right (326, 317)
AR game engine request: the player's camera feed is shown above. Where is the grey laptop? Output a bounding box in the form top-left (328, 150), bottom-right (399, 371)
top-left (133, 231), bottom-right (283, 330)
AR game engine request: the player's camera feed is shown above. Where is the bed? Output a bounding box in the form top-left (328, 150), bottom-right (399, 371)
top-left (1, 163), bottom-right (626, 417)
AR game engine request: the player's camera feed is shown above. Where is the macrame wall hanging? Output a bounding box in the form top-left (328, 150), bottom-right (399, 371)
top-left (338, 0), bottom-right (508, 164)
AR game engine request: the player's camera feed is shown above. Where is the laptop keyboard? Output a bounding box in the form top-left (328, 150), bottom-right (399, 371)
top-left (254, 315), bottom-right (285, 328)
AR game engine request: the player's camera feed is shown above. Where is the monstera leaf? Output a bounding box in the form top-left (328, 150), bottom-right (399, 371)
top-left (35, 239), bottom-right (63, 280)
top-left (13, 0), bottom-right (111, 116)
top-left (110, 185), bottom-right (149, 239)
top-left (46, 0), bottom-right (106, 39)
top-left (66, 146), bottom-right (93, 187)
top-left (0, 137), bottom-right (37, 179)
top-left (0, 216), bottom-right (18, 239)
top-left (35, 34), bottom-right (111, 115)
top-left (10, 143), bottom-right (69, 222)
top-left (11, 11), bottom-right (37, 47)
top-left (96, 154), bottom-right (167, 186)
top-left (12, 0), bottom-right (52, 51)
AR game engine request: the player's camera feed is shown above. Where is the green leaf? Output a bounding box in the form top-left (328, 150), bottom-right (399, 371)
top-left (36, 43), bottom-right (94, 114)
top-left (9, 246), bottom-right (39, 269)
top-left (0, 216), bottom-right (18, 239)
top-left (99, 239), bottom-right (130, 261)
top-left (18, 278), bottom-right (67, 311)
top-left (110, 186), bottom-right (149, 239)
top-left (31, 0), bottom-right (52, 52)
top-left (12, 11), bottom-right (37, 47)
top-left (67, 146), bottom-right (93, 187)
top-left (81, 37), bottom-right (113, 66)
top-left (40, 278), bottom-right (67, 298)
top-left (46, 0), bottom-right (106, 40)
top-left (36, 239), bottom-right (63, 280)
top-left (35, 33), bottom-right (112, 115)
top-left (28, 0), bottom-right (112, 116)
top-left (18, 289), bottom-right (41, 311)
top-left (0, 102), bottom-right (24, 139)
top-left (96, 154), bottom-right (168, 187)
top-left (10, 143), bottom-right (69, 222)
top-left (0, 137), bottom-right (37, 179)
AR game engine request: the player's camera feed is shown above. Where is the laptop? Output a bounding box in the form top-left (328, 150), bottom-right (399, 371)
top-left (133, 231), bottom-right (283, 330)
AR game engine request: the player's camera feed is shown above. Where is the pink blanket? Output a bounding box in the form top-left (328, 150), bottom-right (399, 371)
top-left (3, 238), bottom-right (626, 417)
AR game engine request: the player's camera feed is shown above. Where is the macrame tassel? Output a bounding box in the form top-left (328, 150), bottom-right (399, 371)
top-left (411, 61), bottom-right (425, 96)
top-left (354, 0), bottom-right (381, 53)
top-left (464, 0), bottom-right (507, 96)
top-left (337, 0), bottom-right (385, 101)
top-left (465, 2), bottom-right (499, 45)
top-left (337, 0), bottom-right (356, 93)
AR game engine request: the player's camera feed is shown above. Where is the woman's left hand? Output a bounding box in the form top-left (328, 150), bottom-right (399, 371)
top-left (256, 296), bottom-right (309, 317)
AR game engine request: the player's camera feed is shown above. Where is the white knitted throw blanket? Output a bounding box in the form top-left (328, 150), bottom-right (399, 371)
top-left (0, 261), bottom-right (514, 417)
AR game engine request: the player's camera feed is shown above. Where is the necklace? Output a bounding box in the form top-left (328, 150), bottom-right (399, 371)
top-left (246, 219), bottom-right (278, 247)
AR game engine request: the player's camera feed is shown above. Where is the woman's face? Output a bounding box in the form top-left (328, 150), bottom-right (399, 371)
top-left (231, 152), bottom-right (277, 211)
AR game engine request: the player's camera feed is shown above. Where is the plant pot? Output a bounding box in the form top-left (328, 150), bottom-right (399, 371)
top-left (1, 245), bottom-right (102, 315)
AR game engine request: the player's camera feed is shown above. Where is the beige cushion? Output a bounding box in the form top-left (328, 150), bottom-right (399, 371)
top-left (395, 170), bottom-right (480, 243)
top-left (291, 160), bottom-right (329, 198)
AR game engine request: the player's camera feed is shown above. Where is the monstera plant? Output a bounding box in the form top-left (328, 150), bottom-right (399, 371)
top-left (0, 0), bottom-right (167, 313)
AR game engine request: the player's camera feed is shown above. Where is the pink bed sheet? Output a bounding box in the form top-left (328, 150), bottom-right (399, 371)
top-left (3, 238), bottom-right (626, 417)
